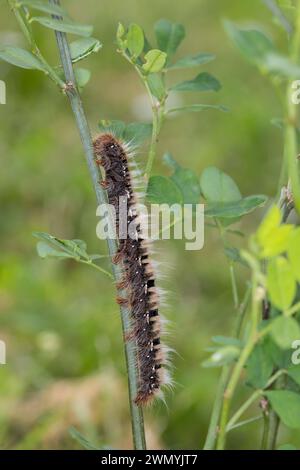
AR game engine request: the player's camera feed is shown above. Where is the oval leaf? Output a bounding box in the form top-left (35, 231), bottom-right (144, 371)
top-left (270, 317), bottom-right (300, 349)
top-left (205, 195), bottom-right (268, 218)
top-left (30, 17), bottom-right (93, 37)
top-left (287, 228), bottom-right (300, 282)
top-left (167, 52), bottom-right (215, 70)
top-left (142, 49), bottom-right (167, 73)
top-left (223, 20), bottom-right (275, 65)
top-left (75, 68), bottom-right (91, 88)
top-left (170, 72), bottom-right (221, 92)
top-left (265, 391), bottom-right (300, 429)
top-left (0, 46), bottom-right (44, 70)
top-left (147, 175), bottom-right (183, 205)
top-left (19, 0), bottom-right (68, 17)
top-left (70, 37), bottom-right (102, 63)
top-left (200, 166), bottom-right (241, 203)
top-left (171, 167), bottom-right (201, 205)
top-left (202, 346), bottom-right (240, 368)
top-left (267, 257), bottom-right (296, 311)
top-left (127, 23), bottom-right (144, 58)
top-left (154, 19), bottom-right (185, 63)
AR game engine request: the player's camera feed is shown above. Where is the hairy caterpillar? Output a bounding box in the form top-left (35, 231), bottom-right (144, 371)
top-left (93, 132), bottom-right (170, 405)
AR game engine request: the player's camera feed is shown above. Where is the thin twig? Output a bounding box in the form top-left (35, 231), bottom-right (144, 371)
top-left (262, 0), bottom-right (293, 36)
top-left (46, 0), bottom-right (146, 449)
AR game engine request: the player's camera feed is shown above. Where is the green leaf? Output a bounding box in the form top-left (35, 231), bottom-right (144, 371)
top-left (170, 72), bottom-right (221, 92)
top-left (256, 205), bottom-right (281, 245)
top-left (98, 120), bottom-right (152, 144)
top-left (224, 20), bottom-right (300, 78)
top-left (36, 241), bottom-right (73, 259)
top-left (277, 444), bottom-right (298, 450)
top-left (147, 176), bottom-right (183, 205)
top-left (265, 335), bottom-right (292, 368)
top-left (223, 20), bottom-right (275, 66)
top-left (205, 195), bottom-right (268, 218)
top-left (246, 341), bottom-right (274, 388)
top-left (30, 17), bottom-right (93, 37)
top-left (167, 52), bottom-right (215, 70)
top-left (18, 0), bottom-right (68, 16)
top-left (200, 166), bottom-right (242, 203)
top-left (142, 49), bottom-right (167, 73)
top-left (70, 37), bottom-right (102, 63)
top-left (267, 257), bottom-right (296, 311)
top-left (147, 73), bottom-right (166, 101)
top-left (167, 104), bottom-right (229, 114)
top-left (75, 68), bottom-right (91, 88)
top-left (33, 232), bottom-right (91, 261)
top-left (127, 23), bottom-right (144, 59)
top-left (116, 22), bottom-right (126, 49)
top-left (264, 53), bottom-right (300, 78)
top-left (265, 391), bottom-right (300, 429)
top-left (202, 346), bottom-right (240, 368)
top-left (0, 46), bottom-right (44, 70)
top-left (154, 19), bottom-right (185, 63)
top-left (270, 316), bottom-right (300, 349)
top-left (287, 228), bottom-right (300, 282)
top-left (288, 365), bottom-right (300, 386)
top-left (255, 206), bottom-right (293, 258)
top-left (69, 427), bottom-right (108, 450)
top-left (98, 119), bottom-right (126, 138)
top-left (258, 225), bottom-right (293, 258)
top-left (171, 167), bottom-right (201, 204)
top-left (123, 122), bottom-right (152, 144)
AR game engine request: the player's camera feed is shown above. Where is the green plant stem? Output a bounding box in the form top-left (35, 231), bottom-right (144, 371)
top-left (284, 0), bottom-right (300, 215)
top-left (145, 104), bottom-right (164, 179)
top-left (226, 369), bottom-right (286, 432)
top-left (266, 373), bottom-right (287, 450)
top-left (261, 413), bottom-right (269, 450)
top-left (80, 260), bottom-right (113, 279)
top-left (119, 51), bottom-right (165, 180)
top-left (229, 415), bottom-right (262, 431)
top-left (203, 280), bottom-right (251, 448)
top-left (203, 366), bottom-right (229, 450)
top-left (41, 0), bottom-right (146, 450)
top-left (229, 263), bottom-right (239, 309)
top-left (217, 271), bottom-right (260, 450)
top-left (234, 284), bottom-right (252, 338)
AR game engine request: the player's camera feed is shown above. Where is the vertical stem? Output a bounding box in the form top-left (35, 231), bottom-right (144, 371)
top-left (229, 263), bottom-right (239, 309)
top-left (203, 366), bottom-right (229, 449)
top-left (145, 104), bottom-right (164, 179)
top-left (260, 413), bottom-right (269, 450)
top-left (285, 0), bottom-right (300, 215)
top-left (48, 0), bottom-right (146, 450)
top-left (216, 271), bottom-right (260, 450)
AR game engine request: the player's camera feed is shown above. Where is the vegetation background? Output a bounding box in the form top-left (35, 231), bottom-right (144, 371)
top-left (0, 0), bottom-right (297, 449)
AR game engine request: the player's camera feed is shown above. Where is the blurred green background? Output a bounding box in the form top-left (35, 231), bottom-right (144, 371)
top-left (0, 0), bottom-right (297, 450)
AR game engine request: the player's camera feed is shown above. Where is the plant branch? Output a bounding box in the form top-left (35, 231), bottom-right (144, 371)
top-left (217, 270), bottom-right (261, 450)
top-left (33, 0), bottom-right (146, 450)
top-left (284, 0), bottom-right (300, 215)
top-left (203, 366), bottom-right (229, 450)
top-left (118, 51), bottom-right (165, 180)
